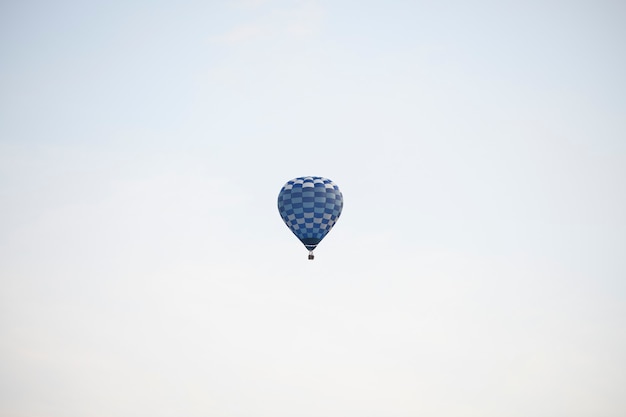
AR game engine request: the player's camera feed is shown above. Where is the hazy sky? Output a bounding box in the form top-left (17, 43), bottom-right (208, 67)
top-left (1, 1), bottom-right (625, 416)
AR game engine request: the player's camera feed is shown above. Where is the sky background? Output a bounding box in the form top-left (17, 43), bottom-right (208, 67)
top-left (1, 0), bottom-right (625, 416)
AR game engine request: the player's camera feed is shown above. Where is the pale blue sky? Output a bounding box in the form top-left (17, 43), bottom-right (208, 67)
top-left (1, 1), bottom-right (625, 416)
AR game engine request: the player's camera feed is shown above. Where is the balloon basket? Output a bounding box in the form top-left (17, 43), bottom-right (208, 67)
top-left (308, 251), bottom-right (314, 260)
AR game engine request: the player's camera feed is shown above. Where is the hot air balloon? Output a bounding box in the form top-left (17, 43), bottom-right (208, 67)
top-left (278, 176), bottom-right (343, 260)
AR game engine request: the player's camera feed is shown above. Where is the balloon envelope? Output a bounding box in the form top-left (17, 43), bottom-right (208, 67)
top-left (277, 176), bottom-right (343, 254)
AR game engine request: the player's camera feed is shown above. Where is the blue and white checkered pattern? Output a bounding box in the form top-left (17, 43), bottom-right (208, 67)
top-left (278, 176), bottom-right (343, 251)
